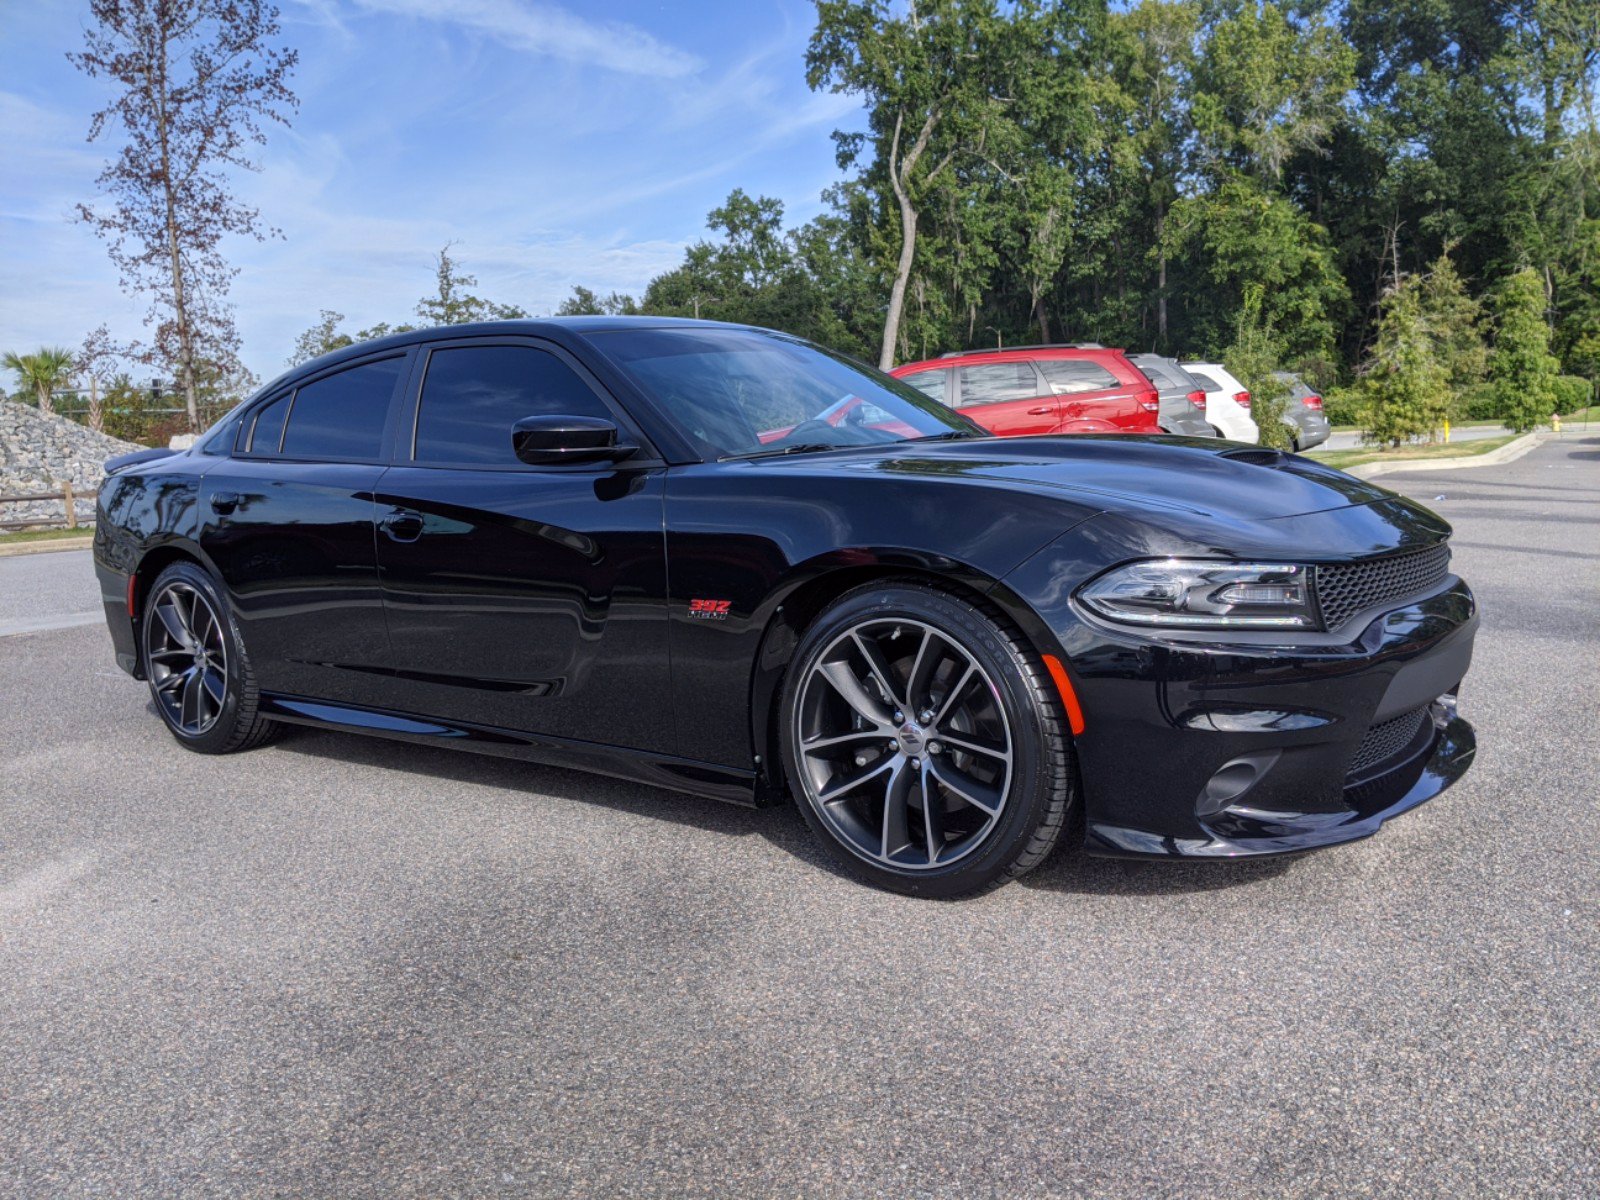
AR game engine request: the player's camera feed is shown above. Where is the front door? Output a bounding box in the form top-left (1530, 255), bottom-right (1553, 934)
top-left (199, 351), bottom-right (410, 705)
top-left (953, 361), bottom-right (1060, 435)
top-left (372, 338), bottom-right (672, 753)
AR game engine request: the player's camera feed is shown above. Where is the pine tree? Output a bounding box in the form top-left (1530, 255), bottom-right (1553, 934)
top-left (1223, 285), bottom-right (1294, 449)
top-left (1417, 251), bottom-right (1488, 397)
top-left (1489, 268), bottom-right (1562, 432)
top-left (1363, 277), bottom-right (1451, 446)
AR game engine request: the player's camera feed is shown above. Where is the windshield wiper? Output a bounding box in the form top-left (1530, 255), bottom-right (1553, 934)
top-left (904, 430), bottom-right (977, 443)
top-left (721, 442), bottom-right (851, 462)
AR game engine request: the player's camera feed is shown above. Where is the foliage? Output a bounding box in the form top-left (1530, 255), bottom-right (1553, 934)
top-left (1416, 250), bottom-right (1488, 395)
top-left (415, 244), bottom-right (528, 326)
top-left (1221, 286), bottom-right (1293, 449)
top-left (1318, 386), bottom-right (1368, 428)
top-left (288, 310), bottom-right (354, 366)
top-left (555, 287), bottom-right (638, 317)
top-left (2, 347), bottom-right (77, 414)
top-left (98, 373), bottom-right (154, 443)
top-left (1361, 276), bottom-right (1452, 446)
top-left (70, 0), bottom-right (297, 431)
top-left (1552, 374), bottom-right (1594, 414)
top-left (1489, 268), bottom-right (1563, 432)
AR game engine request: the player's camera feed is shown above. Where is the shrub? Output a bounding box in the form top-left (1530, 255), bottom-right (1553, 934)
top-left (1363, 278), bottom-right (1450, 446)
top-left (1552, 375), bottom-right (1593, 415)
top-left (1319, 386), bottom-right (1367, 428)
top-left (1490, 269), bottom-right (1562, 432)
top-left (1457, 382), bottom-right (1503, 421)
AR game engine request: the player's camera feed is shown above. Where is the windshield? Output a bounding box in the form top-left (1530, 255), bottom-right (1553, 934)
top-left (588, 326), bottom-right (981, 459)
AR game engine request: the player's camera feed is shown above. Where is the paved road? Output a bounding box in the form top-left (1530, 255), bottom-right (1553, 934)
top-left (1320, 423), bottom-right (1513, 452)
top-left (3, 436), bottom-right (1597, 1198)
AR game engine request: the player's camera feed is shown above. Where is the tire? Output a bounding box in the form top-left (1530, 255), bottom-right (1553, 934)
top-left (778, 581), bottom-right (1073, 898)
top-left (141, 560), bottom-right (277, 754)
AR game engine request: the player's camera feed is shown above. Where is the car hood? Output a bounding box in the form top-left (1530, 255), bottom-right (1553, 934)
top-left (822, 435), bottom-right (1396, 523)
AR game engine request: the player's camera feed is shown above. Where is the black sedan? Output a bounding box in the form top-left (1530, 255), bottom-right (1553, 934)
top-left (93, 319), bottom-right (1477, 897)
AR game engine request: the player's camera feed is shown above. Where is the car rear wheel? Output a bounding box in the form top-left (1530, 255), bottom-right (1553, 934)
top-left (142, 561), bottom-right (276, 754)
top-left (779, 582), bottom-right (1073, 898)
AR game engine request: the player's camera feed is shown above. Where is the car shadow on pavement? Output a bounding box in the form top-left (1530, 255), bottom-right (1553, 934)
top-left (260, 721), bottom-right (1297, 898)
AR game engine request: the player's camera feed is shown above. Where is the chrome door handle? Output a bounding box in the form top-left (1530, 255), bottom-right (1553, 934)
top-left (379, 507), bottom-right (424, 543)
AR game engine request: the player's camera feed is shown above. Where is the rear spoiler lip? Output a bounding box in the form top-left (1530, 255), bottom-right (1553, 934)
top-left (103, 446), bottom-right (179, 475)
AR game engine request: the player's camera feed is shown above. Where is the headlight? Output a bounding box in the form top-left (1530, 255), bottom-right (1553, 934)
top-left (1077, 560), bottom-right (1317, 629)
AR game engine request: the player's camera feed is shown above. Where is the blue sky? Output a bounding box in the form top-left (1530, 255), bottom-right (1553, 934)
top-left (0, 0), bottom-right (865, 382)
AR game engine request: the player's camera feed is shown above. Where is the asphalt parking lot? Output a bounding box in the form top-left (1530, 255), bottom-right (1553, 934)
top-left (2, 435), bottom-right (1597, 1198)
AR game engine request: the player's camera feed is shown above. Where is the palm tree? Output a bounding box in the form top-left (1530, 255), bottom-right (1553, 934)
top-left (3, 347), bottom-right (77, 415)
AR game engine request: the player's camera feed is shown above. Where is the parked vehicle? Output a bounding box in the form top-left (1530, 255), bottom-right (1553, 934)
top-left (1275, 372), bottom-right (1332, 450)
top-left (94, 318), bottom-right (1477, 897)
top-left (1125, 354), bottom-right (1218, 438)
top-left (1180, 361), bottom-right (1259, 443)
top-left (891, 345), bottom-right (1160, 436)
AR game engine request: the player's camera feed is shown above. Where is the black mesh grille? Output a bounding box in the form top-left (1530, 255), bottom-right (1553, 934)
top-left (1316, 543), bottom-right (1451, 629)
top-left (1348, 706), bottom-right (1430, 778)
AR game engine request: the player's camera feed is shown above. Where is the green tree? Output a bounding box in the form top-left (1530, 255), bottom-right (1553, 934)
top-left (1222, 286), bottom-right (1293, 448)
top-left (3, 347), bottom-right (77, 414)
top-left (1489, 267), bottom-right (1563, 431)
top-left (1417, 249), bottom-right (1488, 397)
top-left (1362, 276), bottom-right (1452, 445)
top-left (415, 244), bottom-right (527, 326)
top-left (556, 286), bottom-right (638, 317)
top-left (288, 309), bottom-right (354, 366)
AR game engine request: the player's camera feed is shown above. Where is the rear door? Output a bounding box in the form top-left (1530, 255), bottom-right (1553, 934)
top-left (199, 351), bottom-right (411, 704)
top-left (1035, 357), bottom-right (1143, 430)
top-left (953, 361), bottom-right (1059, 435)
top-left (371, 337), bottom-right (672, 752)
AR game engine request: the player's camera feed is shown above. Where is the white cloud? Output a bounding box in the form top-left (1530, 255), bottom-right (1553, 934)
top-left (346, 0), bottom-right (703, 78)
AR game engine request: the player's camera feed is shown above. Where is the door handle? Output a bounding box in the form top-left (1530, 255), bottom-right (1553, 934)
top-left (210, 491), bottom-right (240, 515)
top-left (1027, 406), bottom-right (1053, 415)
top-left (379, 507), bottom-right (424, 543)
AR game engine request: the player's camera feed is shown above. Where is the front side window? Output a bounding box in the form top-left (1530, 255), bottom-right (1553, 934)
top-left (589, 327), bottom-right (977, 459)
top-left (1037, 359), bottom-right (1118, 394)
top-left (958, 362), bottom-right (1043, 406)
top-left (414, 345), bottom-right (612, 465)
top-left (279, 357), bottom-right (403, 460)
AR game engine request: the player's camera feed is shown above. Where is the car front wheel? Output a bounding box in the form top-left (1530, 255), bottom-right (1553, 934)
top-left (779, 582), bottom-right (1073, 898)
top-left (141, 560), bottom-right (277, 754)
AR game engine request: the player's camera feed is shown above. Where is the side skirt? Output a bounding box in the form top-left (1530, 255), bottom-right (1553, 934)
top-left (258, 694), bottom-right (760, 807)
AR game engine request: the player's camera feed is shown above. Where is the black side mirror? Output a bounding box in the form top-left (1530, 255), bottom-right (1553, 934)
top-left (511, 414), bottom-right (636, 466)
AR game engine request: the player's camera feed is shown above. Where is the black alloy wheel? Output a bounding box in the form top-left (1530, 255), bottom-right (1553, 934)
top-left (780, 582), bottom-right (1073, 898)
top-left (141, 561), bottom-right (276, 753)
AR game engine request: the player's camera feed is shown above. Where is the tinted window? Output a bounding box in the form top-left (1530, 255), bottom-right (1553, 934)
top-left (415, 345), bottom-right (612, 465)
top-left (1133, 357), bottom-right (1184, 391)
top-left (246, 394), bottom-right (290, 454)
top-left (1037, 359), bottom-right (1118, 394)
top-left (590, 327), bottom-right (976, 459)
top-left (900, 369), bottom-right (948, 402)
top-left (1185, 369), bottom-right (1223, 394)
top-left (280, 358), bottom-right (402, 460)
top-left (958, 362), bottom-right (1042, 405)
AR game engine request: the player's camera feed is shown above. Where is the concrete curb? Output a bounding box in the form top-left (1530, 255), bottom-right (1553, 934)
top-left (1342, 430), bottom-right (1550, 480)
top-left (0, 535), bottom-right (95, 559)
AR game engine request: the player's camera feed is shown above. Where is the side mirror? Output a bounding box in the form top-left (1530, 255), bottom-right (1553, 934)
top-left (511, 414), bottom-right (636, 466)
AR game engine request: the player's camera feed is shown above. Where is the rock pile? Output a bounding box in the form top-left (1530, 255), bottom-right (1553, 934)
top-left (0, 399), bottom-right (145, 528)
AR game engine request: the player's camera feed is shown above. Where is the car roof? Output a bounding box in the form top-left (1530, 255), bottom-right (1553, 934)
top-left (894, 345), bottom-right (1125, 373)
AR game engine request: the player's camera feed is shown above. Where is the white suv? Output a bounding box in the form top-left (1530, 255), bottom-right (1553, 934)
top-left (1180, 362), bottom-right (1258, 444)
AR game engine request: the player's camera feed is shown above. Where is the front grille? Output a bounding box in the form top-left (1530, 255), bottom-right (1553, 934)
top-left (1348, 705), bottom-right (1430, 778)
top-left (1316, 543), bottom-right (1451, 629)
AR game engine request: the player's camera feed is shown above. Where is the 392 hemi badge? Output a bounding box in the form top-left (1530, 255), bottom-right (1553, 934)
top-left (688, 598), bottom-right (733, 620)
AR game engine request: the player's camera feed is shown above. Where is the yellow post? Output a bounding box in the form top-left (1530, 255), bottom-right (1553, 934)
top-left (1553, 413), bottom-right (1561, 434)
top-left (1442, 418), bottom-right (1450, 444)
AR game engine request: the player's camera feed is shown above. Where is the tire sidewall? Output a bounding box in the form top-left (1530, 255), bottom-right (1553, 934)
top-left (141, 561), bottom-right (249, 753)
top-left (779, 583), bottom-right (1063, 898)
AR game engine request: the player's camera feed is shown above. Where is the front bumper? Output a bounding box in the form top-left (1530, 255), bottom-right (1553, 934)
top-left (1002, 535), bottom-right (1479, 859)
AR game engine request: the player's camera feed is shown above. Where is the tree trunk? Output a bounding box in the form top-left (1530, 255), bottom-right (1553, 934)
top-left (1033, 293), bottom-right (1051, 343)
top-left (155, 37), bottom-right (200, 432)
top-left (881, 195), bottom-right (917, 370)
top-left (1155, 209), bottom-right (1168, 347)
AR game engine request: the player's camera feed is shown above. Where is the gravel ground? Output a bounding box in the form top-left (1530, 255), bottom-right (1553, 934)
top-left (1, 435), bottom-right (1596, 1198)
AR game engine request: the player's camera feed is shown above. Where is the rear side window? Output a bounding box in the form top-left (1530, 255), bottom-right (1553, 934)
top-left (244, 393), bottom-right (290, 454)
top-left (899, 369), bottom-right (948, 403)
top-left (1037, 359), bottom-right (1118, 394)
top-left (1135, 358), bottom-right (1184, 390)
top-left (958, 362), bottom-right (1042, 406)
top-left (414, 345), bottom-right (612, 465)
top-left (280, 357), bottom-right (403, 460)
top-left (1185, 370), bottom-right (1223, 394)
